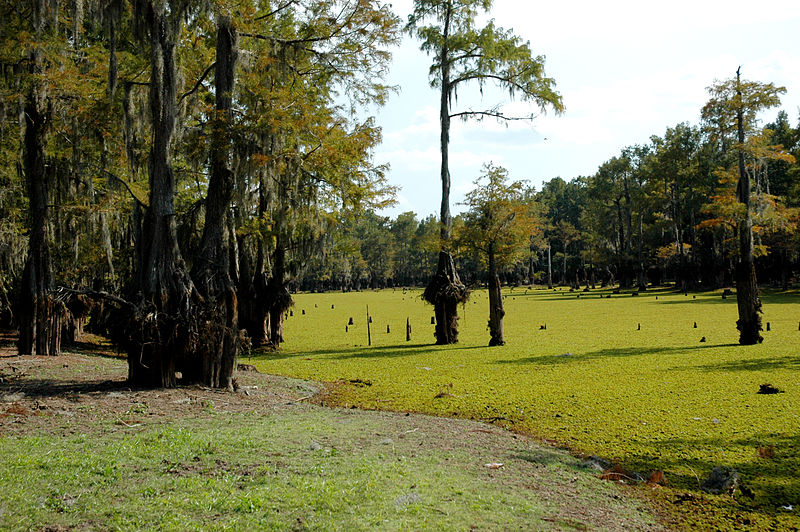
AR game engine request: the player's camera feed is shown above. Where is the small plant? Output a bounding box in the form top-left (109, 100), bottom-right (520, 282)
top-left (126, 402), bottom-right (148, 415)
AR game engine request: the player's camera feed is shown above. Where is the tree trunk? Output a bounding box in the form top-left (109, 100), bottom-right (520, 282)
top-left (615, 197), bottom-right (625, 256)
top-left (637, 211), bottom-right (647, 291)
top-left (189, 16), bottom-right (239, 389)
top-left (673, 180), bottom-right (688, 291)
top-left (424, 251), bottom-right (467, 344)
top-left (425, 4), bottom-right (464, 344)
top-left (623, 176), bottom-right (633, 254)
top-left (438, 5), bottom-right (452, 244)
top-left (267, 242), bottom-right (291, 347)
top-left (487, 244), bottom-right (505, 346)
top-left (547, 244), bottom-right (553, 289)
top-left (237, 236), bottom-right (269, 345)
top-left (17, 88), bottom-right (65, 357)
top-left (527, 252), bottom-right (534, 286)
top-left (128, 3), bottom-right (195, 388)
top-left (781, 250), bottom-right (789, 291)
top-left (734, 70), bottom-right (762, 345)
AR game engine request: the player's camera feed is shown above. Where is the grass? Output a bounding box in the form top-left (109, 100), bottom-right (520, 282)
top-left (251, 286), bottom-right (800, 529)
top-left (0, 355), bottom-right (659, 531)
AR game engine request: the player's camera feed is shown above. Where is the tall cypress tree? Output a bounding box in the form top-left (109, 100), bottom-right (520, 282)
top-left (407, 0), bottom-right (563, 344)
top-left (703, 70), bottom-right (786, 344)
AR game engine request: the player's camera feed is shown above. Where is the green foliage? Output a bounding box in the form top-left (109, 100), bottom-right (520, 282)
top-left (458, 163), bottom-right (539, 269)
top-left (0, 0), bottom-right (402, 298)
top-left (703, 76), bottom-right (787, 143)
top-left (407, 0), bottom-right (563, 118)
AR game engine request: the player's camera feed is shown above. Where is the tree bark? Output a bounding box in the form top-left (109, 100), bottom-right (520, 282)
top-left (189, 16), bottom-right (239, 389)
top-left (424, 251), bottom-right (467, 344)
top-left (487, 243), bottom-right (505, 346)
top-left (17, 88), bottom-right (65, 357)
top-left (128, 2), bottom-right (196, 387)
top-left (734, 69), bottom-right (762, 345)
top-left (439, 3), bottom-right (452, 244)
top-left (623, 175), bottom-right (633, 254)
top-left (266, 241), bottom-right (291, 347)
top-left (237, 235), bottom-right (269, 345)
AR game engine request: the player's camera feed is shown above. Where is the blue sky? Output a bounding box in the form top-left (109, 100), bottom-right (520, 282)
top-left (371, 0), bottom-right (800, 218)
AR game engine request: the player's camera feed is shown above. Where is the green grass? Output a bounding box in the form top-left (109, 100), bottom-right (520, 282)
top-left (0, 400), bottom-right (658, 531)
top-left (251, 286), bottom-right (800, 529)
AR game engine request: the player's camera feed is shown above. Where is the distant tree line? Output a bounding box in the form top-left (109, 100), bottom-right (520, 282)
top-left (300, 104), bottom-right (799, 297)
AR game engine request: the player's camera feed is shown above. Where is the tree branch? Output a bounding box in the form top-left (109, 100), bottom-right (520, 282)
top-left (178, 62), bottom-right (216, 104)
top-left (449, 110), bottom-right (535, 122)
top-left (55, 287), bottom-right (136, 310)
top-left (98, 167), bottom-right (148, 208)
top-left (254, 0), bottom-right (299, 21)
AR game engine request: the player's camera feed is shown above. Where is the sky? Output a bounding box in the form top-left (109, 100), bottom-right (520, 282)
top-left (370, 0), bottom-right (800, 218)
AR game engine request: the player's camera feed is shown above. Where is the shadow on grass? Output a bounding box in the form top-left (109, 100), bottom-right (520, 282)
top-left (657, 297), bottom-right (737, 306)
top-left (657, 290), bottom-right (800, 305)
top-left (628, 432), bottom-right (800, 518)
top-left (250, 343), bottom-right (485, 362)
top-left (506, 287), bottom-right (683, 301)
top-left (508, 288), bottom-right (800, 307)
top-left (67, 340), bottom-right (126, 360)
top-left (692, 355), bottom-right (800, 372)
top-left (495, 343), bottom-right (739, 366)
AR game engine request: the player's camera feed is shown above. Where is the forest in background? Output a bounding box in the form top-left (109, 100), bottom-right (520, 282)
top-left (301, 108), bottom-right (800, 294)
top-left (0, 0), bottom-right (798, 384)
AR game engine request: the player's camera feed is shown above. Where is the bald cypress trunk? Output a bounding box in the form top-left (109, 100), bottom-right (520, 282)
top-left (237, 237), bottom-right (269, 346)
top-left (237, 177), bottom-right (270, 346)
top-left (15, 2), bottom-right (66, 356)
top-left (424, 4), bottom-right (467, 343)
top-left (190, 16), bottom-right (239, 389)
top-left (17, 89), bottom-right (65, 356)
top-left (487, 243), bottom-right (505, 346)
top-left (128, 2), bottom-right (195, 387)
top-left (734, 71), bottom-right (763, 345)
top-left (425, 251), bottom-right (466, 344)
top-left (266, 242), bottom-right (291, 347)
